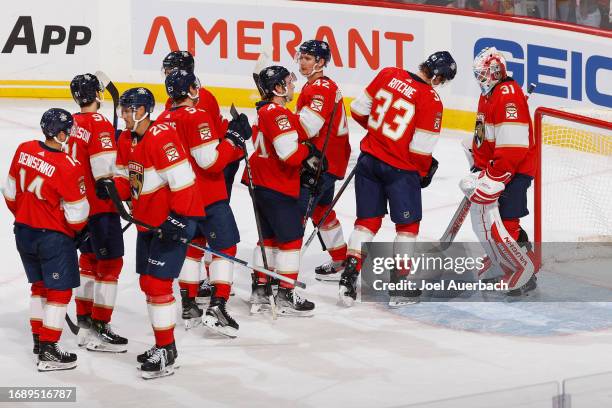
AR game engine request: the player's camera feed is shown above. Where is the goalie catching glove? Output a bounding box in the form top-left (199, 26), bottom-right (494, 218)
top-left (300, 141), bottom-right (328, 191)
top-left (460, 168), bottom-right (511, 205)
top-left (224, 113), bottom-right (252, 149)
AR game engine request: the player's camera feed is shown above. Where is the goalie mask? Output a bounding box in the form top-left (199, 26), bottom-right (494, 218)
top-left (473, 47), bottom-right (507, 96)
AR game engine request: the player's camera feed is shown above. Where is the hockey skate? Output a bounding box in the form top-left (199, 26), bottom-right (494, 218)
top-left (181, 289), bottom-right (203, 330)
top-left (76, 314), bottom-right (92, 347)
top-left (33, 333), bottom-right (40, 355)
top-left (315, 259), bottom-right (345, 282)
top-left (37, 342), bottom-right (77, 372)
top-left (140, 344), bottom-right (176, 380)
top-left (195, 279), bottom-right (213, 305)
top-left (250, 282), bottom-right (273, 314)
top-left (203, 297), bottom-right (239, 338)
top-left (388, 269), bottom-right (422, 308)
top-left (86, 319), bottom-right (128, 353)
top-left (137, 341), bottom-right (179, 370)
top-left (276, 287), bottom-right (315, 317)
top-left (338, 256), bottom-right (359, 307)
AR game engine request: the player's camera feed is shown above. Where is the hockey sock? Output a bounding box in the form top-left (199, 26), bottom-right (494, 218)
top-left (30, 281), bottom-right (47, 335)
top-left (141, 275), bottom-right (176, 348)
top-left (394, 223), bottom-right (419, 277)
top-left (179, 238), bottom-right (205, 298)
top-left (312, 205), bottom-right (347, 262)
top-left (253, 238), bottom-right (277, 283)
top-left (277, 239), bottom-right (302, 289)
top-left (347, 216), bottom-right (383, 271)
top-left (40, 288), bottom-right (72, 343)
top-left (91, 257), bottom-right (123, 323)
top-left (76, 253), bottom-right (96, 317)
top-left (210, 245), bottom-right (236, 300)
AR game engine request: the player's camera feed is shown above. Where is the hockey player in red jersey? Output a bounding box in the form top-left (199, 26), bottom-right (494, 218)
top-left (460, 47), bottom-right (537, 295)
top-left (68, 73), bottom-right (127, 352)
top-left (105, 87), bottom-right (202, 379)
top-left (295, 40), bottom-right (351, 282)
top-left (3, 108), bottom-right (89, 371)
top-left (159, 69), bottom-right (250, 337)
top-left (245, 65), bottom-right (326, 316)
top-left (162, 50), bottom-right (243, 303)
top-left (340, 51), bottom-right (457, 307)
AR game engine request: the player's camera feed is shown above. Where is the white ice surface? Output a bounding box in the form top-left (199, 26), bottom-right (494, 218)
top-left (1, 99), bottom-right (611, 408)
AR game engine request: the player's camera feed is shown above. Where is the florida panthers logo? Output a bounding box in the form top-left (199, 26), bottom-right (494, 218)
top-left (473, 112), bottom-right (485, 148)
top-left (128, 161), bottom-right (144, 199)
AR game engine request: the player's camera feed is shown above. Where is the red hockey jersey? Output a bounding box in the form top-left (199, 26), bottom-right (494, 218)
top-left (296, 76), bottom-right (351, 179)
top-left (114, 122), bottom-right (203, 231)
top-left (351, 67), bottom-right (443, 176)
top-left (158, 106), bottom-right (242, 207)
top-left (70, 111), bottom-right (117, 216)
top-left (471, 78), bottom-right (535, 178)
top-left (3, 140), bottom-right (89, 237)
top-left (244, 102), bottom-right (309, 198)
top-left (165, 87), bottom-right (229, 134)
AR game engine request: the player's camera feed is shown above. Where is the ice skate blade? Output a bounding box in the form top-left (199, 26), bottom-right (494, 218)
top-left (338, 287), bottom-right (355, 307)
top-left (277, 307), bottom-right (314, 317)
top-left (388, 297), bottom-right (420, 308)
top-left (86, 341), bottom-right (128, 353)
top-left (315, 273), bottom-right (341, 282)
top-left (141, 365), bottom-right (175, 380)
top-left (203, 317), bottom-right (239, 338)
top-left (37, 360), bottom-right (77, 372)
top-left (183, 317), bottom-right (203, 330)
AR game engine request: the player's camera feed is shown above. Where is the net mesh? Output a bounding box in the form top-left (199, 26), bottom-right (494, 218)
top-left (540, 108), bottom-right (612, 242)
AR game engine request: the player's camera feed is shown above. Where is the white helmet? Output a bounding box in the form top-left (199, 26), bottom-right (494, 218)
top-left (473, 47), bottom-right (507, 96)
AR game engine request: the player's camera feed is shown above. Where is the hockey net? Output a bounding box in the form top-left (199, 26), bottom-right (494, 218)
top-left (534, 107), bottom-right (612, 265)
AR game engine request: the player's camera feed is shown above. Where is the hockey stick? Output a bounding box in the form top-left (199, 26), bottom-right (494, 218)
top-left (252, 46), bottom-right (273, 98)
top-left (103, 181), bottom-right (306, 289)
top-left (302, 91), bottom-right (342, 229)
top-left (65, 314), bottom-right (79, 335)
top-left (230, 104), bottom-right (278, 317)
top-left (303, 164), bottom-right (357, 251)
top-left (437, 83), bottom-right (537, 250)
top-left (94, 71), bottom-right (120, 139)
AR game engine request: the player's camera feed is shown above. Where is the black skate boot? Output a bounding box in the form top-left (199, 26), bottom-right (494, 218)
top-left (86, 319), bottom-right (128, 353)
top-left (140, 343), bottom-right (176, 380)
top-left (388, 268), bottom-right (422, 307)
top-left (276, 287), bottom-right (315, 317)
top-left (338, 256), bottom-right (359, 307)
top-left (37, 341), bottom-right (77, 372)
top-left (195, 279), bottom-right (213, 305)
top-left (33, 333), bottom-right (40, 355)
top-left (137, 341), bottom-right (179, 369)
top-left (203, 296), bottom-right (239, 338)
top-left (315, 260), bottom-right (345, 282)
top-left (181, 289), bottom-right (203, 330)
top-left (76, 314), bottom-right (92, 347)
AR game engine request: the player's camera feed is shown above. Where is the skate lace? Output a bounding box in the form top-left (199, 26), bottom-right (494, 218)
top-left (290, 290), bottom-right (305, 306)
top-left (200, 279), bottom-right (212, 289)
top-left (53, 343), bottom-right (71, 358)
top-left (147, 347), bottom-right (168, 368)
top-left (145, 345), bottom-right (158, 358)
top-left (103, 323), bottom-right (118, 336)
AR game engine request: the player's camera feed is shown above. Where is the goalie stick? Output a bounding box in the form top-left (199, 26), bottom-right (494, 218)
top-left (103, 180), bottom-right (306, 289)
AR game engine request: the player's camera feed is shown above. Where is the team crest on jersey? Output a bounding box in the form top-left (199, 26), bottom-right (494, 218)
top-left (163, 142), bottom-right (180, 162)
top-left (505, 103), bottom-right (518, 120)
top-left (128, 161), bottom-right (144, 199)
top-left (434, 112), bottom-right (442, 130)
top-left (78, 176), bottom-right (86, 195)
top-left (310, 95), bottom-right (324, 113)
top-left (198, 123), bottom-right (212, 140)
top-left (99, 132), bottom-right (113, 149)
top-left (275, 115), bottom-right (291, 131)
top-left (474, 112), bottom-right (485, 147)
